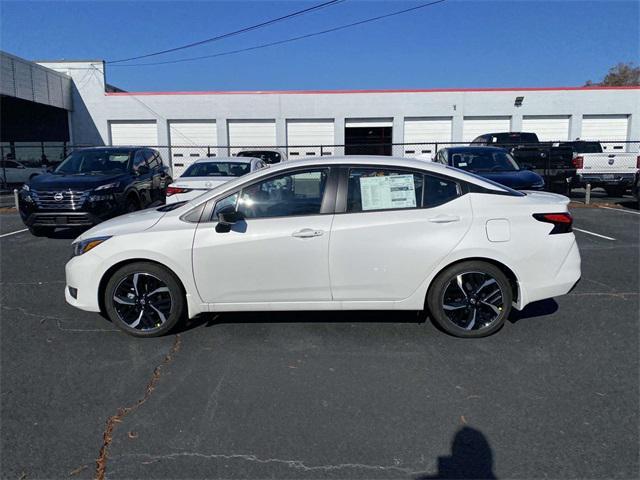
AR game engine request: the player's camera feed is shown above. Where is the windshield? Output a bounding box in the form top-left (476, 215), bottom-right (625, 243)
top-left (449, 150), bottom-right (520, 172)
top-left (237, 151), bottom-right (281, 164)
top-left (183, 162), bottom-right (250, 177)
top-left (55, 150), bottom-right (131, 174)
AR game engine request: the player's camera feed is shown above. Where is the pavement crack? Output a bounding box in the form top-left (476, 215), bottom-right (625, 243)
top-left (112, 451), bottom-right (418, 474)
top-left (569, 291), bottom-right (638, 299)
top-left (95, 335), bottom-right (182, 480)
top-left (0, 304), bottom-right (119, 332)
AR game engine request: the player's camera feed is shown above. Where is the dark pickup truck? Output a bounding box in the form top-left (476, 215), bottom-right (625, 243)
top-left (470, 132), bottom-right (575, 194)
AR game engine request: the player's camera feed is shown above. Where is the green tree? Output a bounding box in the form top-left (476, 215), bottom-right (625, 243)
top-left (585, 62), bottom-right (640, 86)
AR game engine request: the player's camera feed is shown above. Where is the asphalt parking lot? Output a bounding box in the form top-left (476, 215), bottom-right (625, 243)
top-left (1, 202), bottom-right (638, 479)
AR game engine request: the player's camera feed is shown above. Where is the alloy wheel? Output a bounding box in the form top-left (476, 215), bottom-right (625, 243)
top-left (441, 271), bottom-right (505, 331)
top-left (112, 272), bottom-right (173, 331)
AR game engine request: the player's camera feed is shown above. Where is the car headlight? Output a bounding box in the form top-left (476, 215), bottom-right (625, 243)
top-left (72, 236), bottom-right (112, 257)
top-left (94, 182), bottom-right (120, 191)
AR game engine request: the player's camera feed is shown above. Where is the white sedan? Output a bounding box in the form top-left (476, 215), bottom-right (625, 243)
top-left (165, 157), bottom-right (266, 203)
top-left (65, 156), bottom-right (581, 338)
top-left (0, 159), bottom-right (44, 184)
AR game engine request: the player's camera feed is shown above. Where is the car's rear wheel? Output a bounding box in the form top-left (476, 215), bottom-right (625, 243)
top-left (104, 262), bottom-right (185, 337)
top-left (427, 261), bottom-right (512, 338)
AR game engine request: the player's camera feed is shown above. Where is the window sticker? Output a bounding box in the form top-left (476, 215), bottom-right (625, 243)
top-left (359, 174), bottom-right (416, 211)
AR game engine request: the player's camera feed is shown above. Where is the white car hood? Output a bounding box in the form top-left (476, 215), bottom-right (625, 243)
top-left (74, 207), bottom-right (166, 242)
top-left (172, 176), bottom-right (233, 190)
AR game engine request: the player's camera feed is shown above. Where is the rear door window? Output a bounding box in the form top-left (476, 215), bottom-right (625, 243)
top-left (424, 175), bottom-right (461, 207)
top-left (346, 168), bottom-right (423, 212)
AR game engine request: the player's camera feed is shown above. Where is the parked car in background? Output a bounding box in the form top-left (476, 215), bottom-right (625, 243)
top-left (471, 132), bottom-right (575, 194)
top-left (18, 147), bottom-right (171, 236)
top-left (434, 147), bottom-right (545, 191)
top-left (0, 159), bottom-right (44, 185)
top-left (65, 156), bottom-right (580, 339)
top-left (237, 148), bottom-right (287, 164)
top-left (166, 157), bottom-right (266, 203)
top-left (557, 141), bottom-right (640, 197)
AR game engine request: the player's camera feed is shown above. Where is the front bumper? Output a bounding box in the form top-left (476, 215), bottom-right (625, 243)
top-left (24, 212), bottom-right (101, 227)
top-left (65, 253), bottom-right (103, 312)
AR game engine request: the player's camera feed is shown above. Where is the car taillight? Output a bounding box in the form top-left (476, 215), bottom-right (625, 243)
top-left (573, 156), bottom-right (584, 169)
top-left (533, 212), bottom-right (573, 234)
top-left (166, 186), bottom-right (192, 196)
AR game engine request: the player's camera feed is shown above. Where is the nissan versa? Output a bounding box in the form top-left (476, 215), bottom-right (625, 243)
top-left (19, 147), bottom-right (172, 236)
top-left (65, 156), bottom-right (581, 338)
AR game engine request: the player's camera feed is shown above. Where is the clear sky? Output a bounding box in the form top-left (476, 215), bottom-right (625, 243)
top-left (1, 0), bottom-right (638, 92)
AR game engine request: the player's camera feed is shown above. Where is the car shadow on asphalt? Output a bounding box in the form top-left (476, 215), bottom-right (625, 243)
top-left (508, 298), bottom-right (558, 324)
top-left (174, 309), bottom-right (423, 333)
top-left (414, 426), bottom-right (496, 479)
top-left (45, 227), bottom-right (90, 239)
top-left (174, 299), bottom-right (559, 335)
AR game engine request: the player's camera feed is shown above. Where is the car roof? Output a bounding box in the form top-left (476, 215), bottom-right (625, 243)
top-left (446, 146), bottom-right (508, 153)
top-left (193, 156), bottom-right (256, 164)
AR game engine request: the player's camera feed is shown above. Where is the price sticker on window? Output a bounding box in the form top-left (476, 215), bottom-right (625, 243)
top-left (360, 174), bottom-right (416, 211)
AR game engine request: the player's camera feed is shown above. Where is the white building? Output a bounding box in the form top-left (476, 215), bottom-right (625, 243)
top-left (2, 52), bottom-right (638, 171)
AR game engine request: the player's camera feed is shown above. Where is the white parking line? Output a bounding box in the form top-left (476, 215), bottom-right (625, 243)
top-left (598, 206), bottom-right (640, 216)
top-left (0, 228), bottom-right (28, 239)
top-left (573, 228), bottom-right (616, 241)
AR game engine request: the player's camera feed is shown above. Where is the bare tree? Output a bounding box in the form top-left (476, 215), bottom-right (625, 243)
top-left (585, 62), bottom-right (640, 86)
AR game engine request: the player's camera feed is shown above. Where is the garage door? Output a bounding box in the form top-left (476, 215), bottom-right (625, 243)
top-left (462, 117), bottom-right (511, 142)
top-left (169, 121), bottom-right (218, 177)
top-left (228, 120), bottom-right (276, 155)
top-left (109, 121), bottom-right (158, 146)
top-left (522, 116), bottom-right (570, 141)
top-left (581, 115), bottom-right (630, 151)
top-left (286, 120), bottom-right (334, 158)
top-left (403, 117), bottom-right (452, 158)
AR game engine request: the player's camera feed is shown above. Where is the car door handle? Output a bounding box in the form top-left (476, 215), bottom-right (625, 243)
top-left (428, 215), bottom-right (460, 224)
top-left (292, 228), bottom-right (324, 238)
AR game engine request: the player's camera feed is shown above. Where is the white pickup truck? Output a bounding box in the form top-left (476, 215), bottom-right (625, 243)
top-left (558, 141), bottom-right (639, 196)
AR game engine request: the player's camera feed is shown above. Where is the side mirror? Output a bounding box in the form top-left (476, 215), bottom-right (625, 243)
top-left (215, 207), bottom-right (244, 233)
top-left (136, 165), bottom-right (150, 175)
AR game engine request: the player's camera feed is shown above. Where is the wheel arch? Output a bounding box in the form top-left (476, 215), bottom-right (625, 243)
top-left (426, 256), bottom-right (519, 305)
top-left (97, 258), bottom-right (187, 315)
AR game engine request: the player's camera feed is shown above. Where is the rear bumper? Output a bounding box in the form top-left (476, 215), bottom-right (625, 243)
top-left (516, 238), bottom-right (581, 309)
top-left (577, 173), bottom-right (635, 186)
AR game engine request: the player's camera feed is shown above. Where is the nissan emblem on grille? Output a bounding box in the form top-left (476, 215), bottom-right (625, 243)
top-left (54, 192), bottom-right (64, 201)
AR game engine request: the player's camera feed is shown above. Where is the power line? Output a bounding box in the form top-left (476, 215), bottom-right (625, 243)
top-left (108, 0), bottom-right (344, 64)
top-left (109, 0), bottom-right (446, 68)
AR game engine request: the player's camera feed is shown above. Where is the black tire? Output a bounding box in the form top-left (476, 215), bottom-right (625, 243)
top-left (104, 262), bottom-right (185, 337)
top-left (126, 196), bottom-right (140, 213)
top-left (427, 261), bottom-right (512, 338)
top-left (28, 226), bottom-right (55, 237)
top-left (604, 186), bottom-right (626, 197)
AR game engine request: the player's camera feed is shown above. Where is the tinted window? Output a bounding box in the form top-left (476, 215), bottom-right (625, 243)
top-left (184, 162), bottom-right (251, 177)
top-left (424, 175), bottom-right (460, 207)
top-left (347, 168), bottom-right (423, 213)
top-left (449, 150), bottom-right (519, 172)
top-left (237, 151), bottom-right (282, 164)
top-left (147, 152), bottom-right (160, 169)
top-left (132, 150), bottom-right (147, 171)
top-left (237, 169), bottom-right (328, 219)
top-left (558, 142), bottom-right (603, 154)
top-left (55, 150), bottom-right (131, 174)
top-left (492, 133), bottom-right (538, 145)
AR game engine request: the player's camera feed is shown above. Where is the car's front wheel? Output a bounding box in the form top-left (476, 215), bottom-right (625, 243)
top-left (427, 261), bottom-right (512, 338)
top-left (104, 262), bottom-right (185, 337)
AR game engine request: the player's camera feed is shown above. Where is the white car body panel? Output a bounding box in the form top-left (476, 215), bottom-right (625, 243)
top-left (65, 156), bottom-right (581, 321)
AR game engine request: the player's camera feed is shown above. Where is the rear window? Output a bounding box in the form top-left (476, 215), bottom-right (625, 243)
top-left (237, 151), bottom-right (282, 164)
top-left (492, 133), bottom-right (538, 145)
top-left (183, 162), bottom-right (250, 177)
top-left (558, 142), bottom-right (603, 154)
